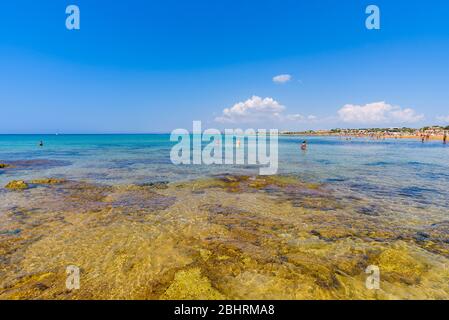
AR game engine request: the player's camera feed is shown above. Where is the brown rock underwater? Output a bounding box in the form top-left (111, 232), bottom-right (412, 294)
top-left (0, 175), bottom-right (448, 299)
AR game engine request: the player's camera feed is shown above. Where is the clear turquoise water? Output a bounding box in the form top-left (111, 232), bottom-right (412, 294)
top-left (1, 134), bottom-right (448, 211)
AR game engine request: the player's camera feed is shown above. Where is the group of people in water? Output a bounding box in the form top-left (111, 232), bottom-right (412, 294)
top-left (421, 132), bottom-right (448, 144)
top-left (301, 132), bottom-right (447, 151)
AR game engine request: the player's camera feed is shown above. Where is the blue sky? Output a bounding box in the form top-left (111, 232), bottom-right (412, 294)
top-left (1, 0), bottom-right (448, 133)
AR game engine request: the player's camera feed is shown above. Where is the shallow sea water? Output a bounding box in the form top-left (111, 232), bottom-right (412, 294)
top-left (0, 135), bottom-right (448, 299)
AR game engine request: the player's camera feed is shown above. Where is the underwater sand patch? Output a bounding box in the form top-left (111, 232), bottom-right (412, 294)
top-left (161, 268), bottom-right (225, 300)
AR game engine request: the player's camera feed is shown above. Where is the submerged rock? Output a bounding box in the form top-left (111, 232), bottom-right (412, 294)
top-left (0, 229), bottom-right (22, 236)
top-left (139, 181), bottom-right (169, 189)
top-left (357, 205), bottom-right (380, 216)
top-left (3, 159), bottom-right (71, 170)
top-left (210, 174), bottom-right (310, 194)
top-left (0, 174), bottom-right (448, 300)
top-left (5, 180), bottom-right (29, 190)
top-left (414, 231), bottom-right (430, 242)
top-left (202, 204), bottom-right (249, 216)
top-left (30, 178), bottom-right (66, 185)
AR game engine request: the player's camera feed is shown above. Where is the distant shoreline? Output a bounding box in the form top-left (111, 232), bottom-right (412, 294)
top-left (280, 133), bottom-right (446, 141)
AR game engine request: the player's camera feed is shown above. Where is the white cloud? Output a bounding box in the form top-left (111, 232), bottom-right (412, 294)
top-left (273, 74), bottom-right (292, 84)
top-left (436, 115), bottom-right (449, 123)
top-left (215, 95), bottom-right (315, 124)
top-left (215, 96), bottom-right (285, 123)
top-left (215, 99), bottom-right (424, 127)
top-left (338, 102), bottom-right (424, 125)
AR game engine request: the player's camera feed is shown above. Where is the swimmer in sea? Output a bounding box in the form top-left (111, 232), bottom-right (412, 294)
top-left (301, 140), bottom-right (307, 151)
top-left (39, 141), bottom-right (44, 147)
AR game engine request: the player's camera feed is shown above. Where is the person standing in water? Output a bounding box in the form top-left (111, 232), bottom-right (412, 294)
top-left (301, 140), bottom-right (307, 151)
top-left (444, 132), bottom-right (447, 144)
top-left (39, 140), bottom-right (44, 147)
